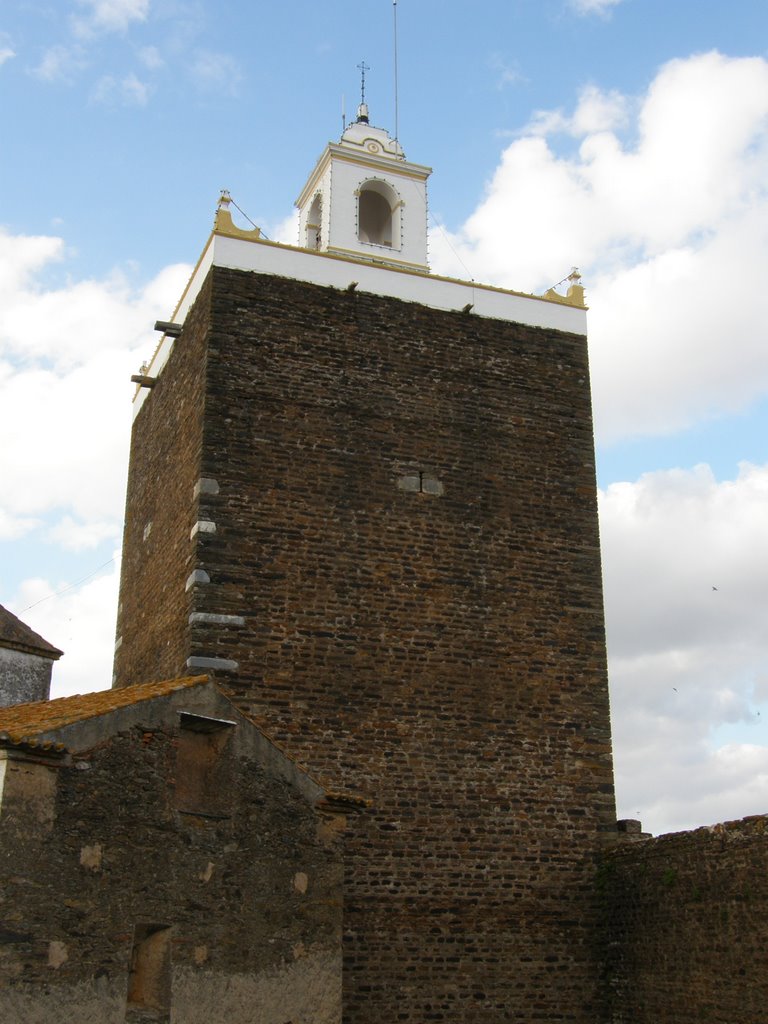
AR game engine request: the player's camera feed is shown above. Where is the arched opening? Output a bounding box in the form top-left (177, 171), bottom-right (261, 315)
top-left (306, 194), bottom-right (322, 249)
top-left (358, 181), bottom-right (399, 248)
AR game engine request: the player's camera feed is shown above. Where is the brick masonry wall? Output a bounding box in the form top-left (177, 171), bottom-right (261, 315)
top-left (114, 266), bottom-right (616, 1022)
top-left (599, 816), bottom-right (768, 1024)
top-left (0, 723), bottom-right (342, 1024)
top-left (113, 275), bottom-right (212, 688)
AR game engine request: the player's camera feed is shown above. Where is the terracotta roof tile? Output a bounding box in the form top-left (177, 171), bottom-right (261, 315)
top-left (0, 604), bottom-right (63, 658)
top-left (0, 676), bottom-right (209, 744)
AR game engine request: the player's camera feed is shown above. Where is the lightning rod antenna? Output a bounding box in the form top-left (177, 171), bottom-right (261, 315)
top-left (356, 60), bottom-right (370, 122)
top-left (342, 93), bottom-right (346, 132)
top-left (357, 60), bottom-right (369, 106)
top-left (393, 0), bottom-right (400, 142)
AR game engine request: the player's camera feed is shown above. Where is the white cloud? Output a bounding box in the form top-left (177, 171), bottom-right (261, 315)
top-left (0, 232), bottom-right (186, 372)
top-left (31, 2), bottom-right (152, 88)
top-left (569, 0), bottom-right (624, 15)
top-left (271, 209), bottom-right (300, 246)
top-left (0, 354), bottom-right (126, 533)
top-left (525, 83), bottom-right (628, 136)
top-left (0, 232), bottom-right (190, 698)
top-left (11, 557), bottom-right (120, 698)
top-left (600, 462), bottom-right (768, 834)
top-left (33, 44), bottom-right (88, 83)
top-left (0, 506), bottom-right (40, 542)
top-left (138, 45), bottom-right (163, 70)
top-left (0, 31), bottom-right (14, 66)
top-left (589, 211), bottom-right (768, 440)
top-left (121, 71), bottom-right (149, 104)
top-left (190, 50), bottom-right (243, 95)
top-left (489, 54), bottom-right (524, 91)
top-left (0, 228), bottom-right (190, 532)
top-left (91, 71), bottom-right (150, 106)
top-left (0, 231), bottom-right (64, 292)
top-left (47, 516), bottom-right (121, 552)
top-left (431, 52), bottom-right (768, 443)
top-left (73, 0), bottom-right (150, 37)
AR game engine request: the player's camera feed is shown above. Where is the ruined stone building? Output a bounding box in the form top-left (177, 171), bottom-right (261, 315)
top-left (0, 675), bottom-right (346, 1023)
top-left (1, 105), bottom-right (766, 1023)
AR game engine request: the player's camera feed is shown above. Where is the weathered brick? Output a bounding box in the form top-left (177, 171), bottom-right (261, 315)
top-left (599, 816), bottom-right (768, 1023)
top-left (114, 266), bottom-right (616, 1022)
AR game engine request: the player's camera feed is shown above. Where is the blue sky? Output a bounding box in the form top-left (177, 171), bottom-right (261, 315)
top-left (1, 0), bottom-right (767, 835)
top-left (4, 0), bottom-right (765, 277)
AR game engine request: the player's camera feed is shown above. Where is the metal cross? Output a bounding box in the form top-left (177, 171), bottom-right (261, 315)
top-left (357, 60), bottom-right (370, 105)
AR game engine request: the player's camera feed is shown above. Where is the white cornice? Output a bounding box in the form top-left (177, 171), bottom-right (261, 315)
top-left (134, 232), bottom-right (587, 418)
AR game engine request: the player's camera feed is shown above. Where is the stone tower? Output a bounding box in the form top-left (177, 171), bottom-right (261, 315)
top-left (114, 105), bottom-right (616, 1023)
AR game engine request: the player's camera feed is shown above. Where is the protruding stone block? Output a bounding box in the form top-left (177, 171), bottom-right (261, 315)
top-left (188, 613), bottom-right (245, 627)
top-left (193, 478), bottom-right (220, 499)
top-left (185, 656), bottom-right (239, 674)
top-left (185, 570), bottom-right (211, 591)
top-left (190, 521), bottom-right (216, 540)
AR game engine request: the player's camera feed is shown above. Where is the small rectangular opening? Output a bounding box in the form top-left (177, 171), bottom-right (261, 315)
top-left (125, 923), bottom-right (171, 1022)
top-left (174, 713), bottom-right (235, 818)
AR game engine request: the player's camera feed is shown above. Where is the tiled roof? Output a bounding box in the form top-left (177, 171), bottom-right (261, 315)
top-left (0, 676), bottom-right (209, 745)
top-left (0, 604), bottom-right (63, 658)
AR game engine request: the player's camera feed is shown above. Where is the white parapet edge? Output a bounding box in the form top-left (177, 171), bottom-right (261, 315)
top-left (134, 234), bottom-right (587, 418)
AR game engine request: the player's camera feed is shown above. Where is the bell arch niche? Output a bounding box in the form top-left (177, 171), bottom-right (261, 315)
top-left (305, 193), bottom-right (322, 250)
top-left (357, 179), bottom-right (401, 249)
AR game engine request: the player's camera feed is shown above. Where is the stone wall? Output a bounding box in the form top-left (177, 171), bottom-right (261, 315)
top-left (0, 715), bottom-right (343, 1024)
top-left (114, 266), bottom-right (616, 1022)
top-left (600, 816), bottom-right (768, 1023)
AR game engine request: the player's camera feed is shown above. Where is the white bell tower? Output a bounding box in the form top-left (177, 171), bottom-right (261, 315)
top-left (296, 100), bottom-right (432, 273)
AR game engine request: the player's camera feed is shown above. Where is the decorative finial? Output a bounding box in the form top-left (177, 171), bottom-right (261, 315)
top-left (356, 60), bottom-right (370, 123)
top-left (542, 267), bottom-right (586, 308)
top-left (566, 268), bottom-right (586, 308)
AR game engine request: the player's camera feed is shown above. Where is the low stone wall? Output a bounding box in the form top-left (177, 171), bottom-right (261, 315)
top-left (601, 815), bottom-right (768, 1023)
